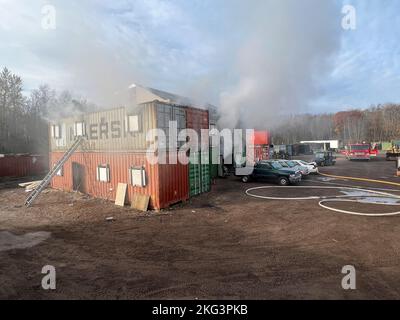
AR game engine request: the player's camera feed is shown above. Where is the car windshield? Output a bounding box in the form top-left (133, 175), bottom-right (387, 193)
top-left (271, 162), bottom-right (283, 169)
top-left (279, 162), bottom-right (289, 167)
top-left (286, 161), bottom-right (297, 167)
top-left (315, 153), bottom-right (325, 158)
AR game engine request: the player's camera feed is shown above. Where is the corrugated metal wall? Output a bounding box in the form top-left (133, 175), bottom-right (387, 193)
top-left (186, 107), bottom-right (210, 197)
top-left (50, 151), bottom-right (189, 210)
top-left (186, 107), bottom-right (209, 135)
top-left (189, 151), bottom-right (210, 197)
top-left (0, 155), bottom-right (48, 178)
top-left (50, 102), bottom-right (157, 152)
top-left (155, 102), bottom-right (186, 149)
top-left (49, 102), bottom-right (210, 208)
top-left (158, 160), bottom-right (189, 208)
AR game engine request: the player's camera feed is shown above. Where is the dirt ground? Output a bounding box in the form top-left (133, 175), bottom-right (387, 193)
top-left (1, 154), bottom-right (400, 300)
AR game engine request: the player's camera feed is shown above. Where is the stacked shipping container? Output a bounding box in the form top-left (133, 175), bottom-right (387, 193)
top-left (253, 131), bottom-right (270, 161)
top-left (49, 101), bottom-right (209, 210)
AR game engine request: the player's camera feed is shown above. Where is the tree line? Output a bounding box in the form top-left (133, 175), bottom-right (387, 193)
top-left (272, 104), bottom-right (400, 146)
top-left (0, 67), bottom-right (97, 154)
top-left (1, 67), bottom-right (399, 154)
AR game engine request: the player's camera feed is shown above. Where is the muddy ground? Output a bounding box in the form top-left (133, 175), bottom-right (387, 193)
top-left (1, 154), bottom-right (400, 299)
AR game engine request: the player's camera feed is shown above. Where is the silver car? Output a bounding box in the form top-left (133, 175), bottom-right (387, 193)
top-left (275, 160), bottom-right (310, 176)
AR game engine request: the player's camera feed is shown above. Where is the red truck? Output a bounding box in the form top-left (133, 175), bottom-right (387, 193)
top-left (345, 144), bottom-right (371, 161)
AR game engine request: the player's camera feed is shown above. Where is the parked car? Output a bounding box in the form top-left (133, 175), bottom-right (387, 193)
top-left (314, 151), bottom-right (336, 167)
top-left (291, 160), bottom-right (319, 174)
top-left (240, 160), bottom-right (302, 185)
top-left (275, 160), bottom-right (310, 176)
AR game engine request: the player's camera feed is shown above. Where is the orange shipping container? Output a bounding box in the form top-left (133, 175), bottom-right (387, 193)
top-left (48, 103), bottom-right (211, 209)
top-left (252, 131), bottom-right (269, 145)
top-left (50, 151), bottom-right (188, 210)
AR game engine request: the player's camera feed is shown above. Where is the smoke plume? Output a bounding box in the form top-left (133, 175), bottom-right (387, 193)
top-left (217, 0), bottom-right (342, 129)
top-left (4, 0), bottom-right (342, 123)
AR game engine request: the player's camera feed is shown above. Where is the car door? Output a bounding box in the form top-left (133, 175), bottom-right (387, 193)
top-left (252, 163), bottom-right (264, 178)
top-left (254, 163), bottom-right (274, 180)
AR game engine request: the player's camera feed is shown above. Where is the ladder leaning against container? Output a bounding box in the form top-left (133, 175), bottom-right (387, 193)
top-left (25, 136), bottom-right (85, 207)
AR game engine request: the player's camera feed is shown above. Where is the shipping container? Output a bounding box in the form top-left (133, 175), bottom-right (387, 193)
top-left (254, 145), bottom-right (269, 161)
top-left (0, 154), bottom-right (47, 178)
top-left (49, 102), bottom-right (158, 152)
top-left (48, 100), bottom-right (210, 208)
top-left (155, 101), bottom-right (186, 149)
top-left (50, 151), bottom-right (188, 210)
top-left (253, 131), bottom-right (269, 145)
top-left (189, 151), bottom-right (210, 197)
top-left (251, 131), bottom-right (270, 161)
top-left (40, 86), bottom-right (217, 208)
top-left (186, 107), bottom-right (209, 136)
top-left (186, 107), bottom-right (210, 197)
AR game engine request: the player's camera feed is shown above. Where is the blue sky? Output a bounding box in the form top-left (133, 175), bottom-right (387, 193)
top-left (1, 0), bottom-right (399, 114)
top-left (314, 0), bottom-right (400, 111)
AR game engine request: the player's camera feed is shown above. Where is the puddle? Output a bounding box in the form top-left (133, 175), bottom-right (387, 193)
top-left (317, 177), bottom-right (339, 182)
top-left (358, 197), bottom-right (400, 205)
top-left (0, 231), bottom-right (51, 252)
top-left (340, 190), bottom-right (400, 205)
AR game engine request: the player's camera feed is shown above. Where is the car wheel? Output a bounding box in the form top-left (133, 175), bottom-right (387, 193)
top-left (241, 176), bottom-right (250, 183)
top-left (277, 177), bottom-right (289, 186)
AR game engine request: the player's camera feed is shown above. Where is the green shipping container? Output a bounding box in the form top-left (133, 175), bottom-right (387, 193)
top-left (189, 151), bottom-right (211, 197)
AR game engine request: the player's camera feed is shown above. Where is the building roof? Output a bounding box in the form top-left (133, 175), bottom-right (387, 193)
top-left (145, 86), bottom-right (193, 106)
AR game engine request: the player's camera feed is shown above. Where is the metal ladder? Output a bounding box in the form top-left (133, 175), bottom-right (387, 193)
top-left (25, 136), bottom-right (85, 207)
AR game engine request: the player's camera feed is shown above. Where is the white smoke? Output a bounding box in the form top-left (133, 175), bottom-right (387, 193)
top-left (217, 0), bottom-right (342, 129)
top-left (2, 0), bottom-right (342, 120)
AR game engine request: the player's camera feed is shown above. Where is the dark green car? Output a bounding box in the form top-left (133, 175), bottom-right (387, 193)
top-left (240, 160), bottom-right (302, 185)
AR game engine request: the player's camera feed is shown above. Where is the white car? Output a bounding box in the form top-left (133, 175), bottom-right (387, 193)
top-left (276, 160), bottom-right (310, 176)
top-left (291, 160), bottom-right (319, 174)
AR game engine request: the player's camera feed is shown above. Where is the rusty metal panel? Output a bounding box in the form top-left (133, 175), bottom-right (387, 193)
top-left (157, 154), bottom-right (189, 208)
top-left (50, 151), bottom-right (188, 210)
top-left (186, 107), bottom-right (209, 133)
top-left (155, 101), bottom-right (186, 149)
top-left (0, 155), bottom-right (48, 178)
top-left (49, 102), bottom-right (157, 152)
top-left (186, 107), bottom-right (209, 153)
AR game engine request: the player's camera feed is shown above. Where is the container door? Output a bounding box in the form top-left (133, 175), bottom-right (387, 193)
top-left (189, 152), bottom-right (200, 197)
top-left (189, 151), bottom-right (210, 197)
top-left (72, 162), bottom-right (86, 193)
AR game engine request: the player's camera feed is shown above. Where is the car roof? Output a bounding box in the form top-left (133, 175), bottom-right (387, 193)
top-left (258, 160), bottom-right (282, 165)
